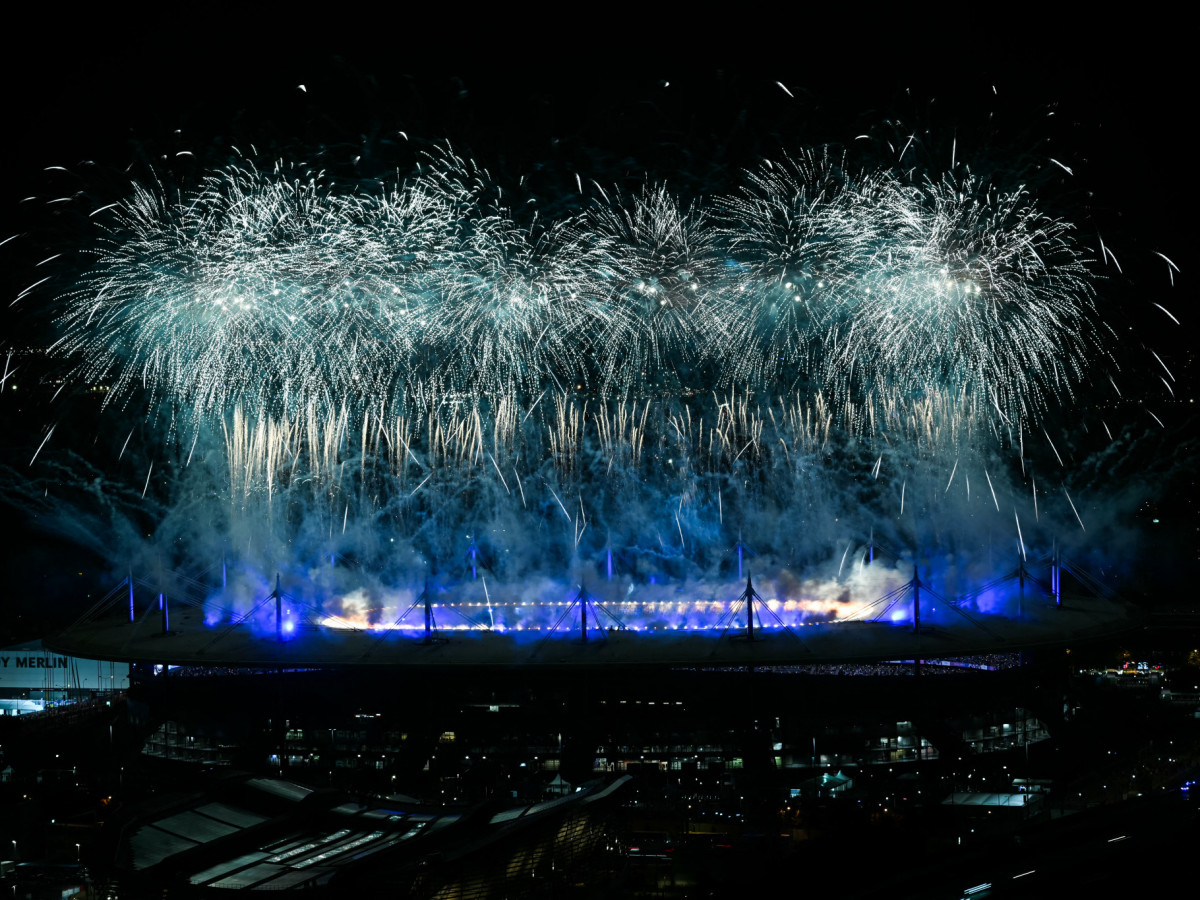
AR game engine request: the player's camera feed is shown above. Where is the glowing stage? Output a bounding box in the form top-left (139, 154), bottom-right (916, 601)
top-left (49, 567), bottom-right (1142, 669)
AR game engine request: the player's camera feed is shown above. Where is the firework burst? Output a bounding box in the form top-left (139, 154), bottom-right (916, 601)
top-left (823, 171), bottom-right (1103, 425)
top-left (22, 134), bottom-right (1143, 624)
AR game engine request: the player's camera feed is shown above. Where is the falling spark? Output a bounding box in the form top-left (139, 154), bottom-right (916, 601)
top-left (118, 429), bottom-right (134, 461)
top-left (984, 469), bottom-right (1000, 512)
top-left (1150, 350), bottom-right (1175, 382)
top-left (1042, 429), bottom-right (1065, 467)
top-left (1063, 487), bottom-right (1085, 532)
top-left (548, 486), bottom-right (571, 522)
top-left (1151, 302), bottom-right (1180, 324)
top-left (12, 275), bottom-right (51, 305)
top-left (30, 425), bottom-right (56, 466)
top-left (1152, 251), bottom-right (1179, 286)
top-left (1097, 233), bottom-right (1122, 272)
top-left (483, 577), bottom-right (494, 629)
top-left (513, 468), bottom-right (526, 508)
top-left (488, 453), bottom-right (510, 493)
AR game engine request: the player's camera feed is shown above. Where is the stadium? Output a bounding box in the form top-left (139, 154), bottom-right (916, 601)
top-left (29, 137), bottom-right (1160, 673)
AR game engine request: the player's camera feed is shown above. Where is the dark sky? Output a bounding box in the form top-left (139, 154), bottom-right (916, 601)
top-left (1, 45), bottom-right (1190, 306)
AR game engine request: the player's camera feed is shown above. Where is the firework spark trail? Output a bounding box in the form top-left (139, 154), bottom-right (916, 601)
top-left (945, 458), bottom-right (958, 494)
top-left (30, 425), bottom-right (56, 466)
top-left (1063, 486), bottom-right (1086, 532)
top-left (0, 353), bottom-right (15, 392)
top-left (1151, 302), bottom-right (1180, 325)
top-left (1043, 429), bottom-right (1065, 467)
top-left (984, 469), bottom-right (1000, 512)
top-left (1150, 351), bottom-right (1176, 382)
top-left (1153, 251), bottom-right (1179, 286)
top-left (1097, 233), bottom-right (1122, 272)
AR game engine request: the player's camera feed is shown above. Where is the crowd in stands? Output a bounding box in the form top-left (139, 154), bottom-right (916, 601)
top-left (697, 652), bottom-right (1024, 677)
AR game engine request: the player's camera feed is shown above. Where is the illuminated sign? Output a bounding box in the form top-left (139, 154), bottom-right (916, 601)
top-left (0, 646), bottom-right (129, 691)
top-left (0, 655), bottom-right (69, 669)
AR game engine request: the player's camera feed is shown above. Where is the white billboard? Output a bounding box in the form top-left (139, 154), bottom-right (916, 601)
top-left (0, 641), bottom-right (129, 692)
